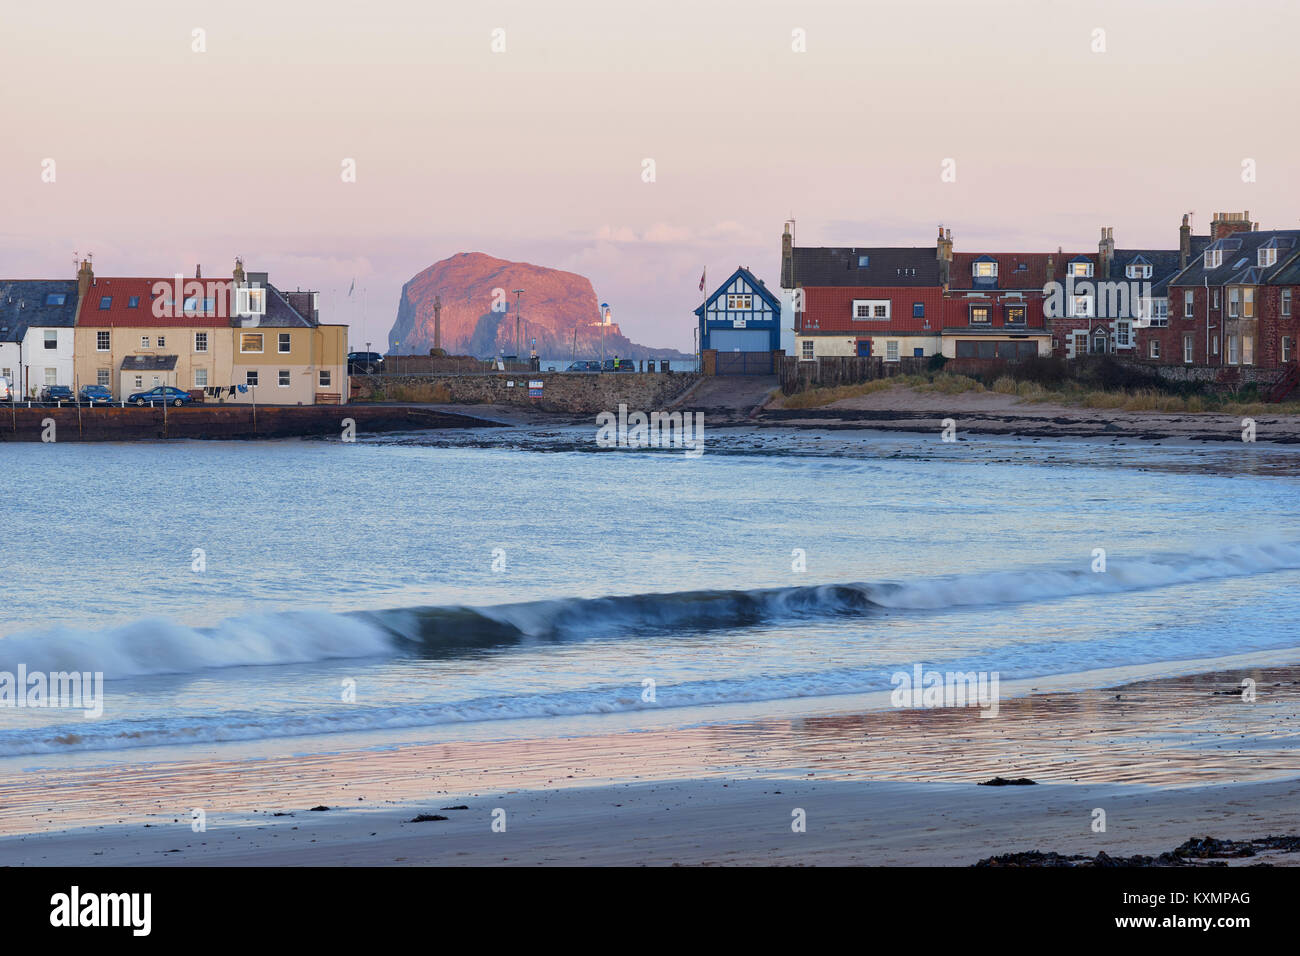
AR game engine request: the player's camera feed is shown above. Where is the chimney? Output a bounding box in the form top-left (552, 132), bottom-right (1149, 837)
top-left (1045, 253), bottom-right (1054, 287)
top-left (780, 222), bottom-right (794, 288)
top-left (1098, 226), bottom-right (1114, 278)
top-left (937, 226), bottom-right (953, 286)
top-left (433, 295), bottom-right (442, 352)
top-left (1210, 210), bottom-right (1253, 241)
top-left (233, 258), bottom-right (245, 285)
top-left (1179, 214), bottom-right (1191, 269)
top-left (76, 257), bottom-right (93, 300)
top-left (195, 263), bottom-right (202, 280)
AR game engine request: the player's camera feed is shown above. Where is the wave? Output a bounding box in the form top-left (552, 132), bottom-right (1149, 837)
top-left (4, 539), bottom-right (1300, 681)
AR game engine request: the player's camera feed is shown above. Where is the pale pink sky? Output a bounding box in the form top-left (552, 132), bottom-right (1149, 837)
top-left (2, 0), bottom-right (1296, 352)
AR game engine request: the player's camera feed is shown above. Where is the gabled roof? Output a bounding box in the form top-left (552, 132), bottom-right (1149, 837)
top-left (77, 277), bottom-right (234, 328)
top-left (788, 247), bottom-right (940, 287)
top-left (0, 280), bottom-right (79, 342)
top-left (1107, 249), bottom-right (1186, 296)
top-left (1169, 229), bottom-right (1300, 286)
top-left (695, 266), bottom-right (781, 316)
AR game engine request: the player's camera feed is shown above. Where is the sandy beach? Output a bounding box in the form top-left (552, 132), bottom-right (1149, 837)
top-left (4, 662), bottom-right (1298, 866)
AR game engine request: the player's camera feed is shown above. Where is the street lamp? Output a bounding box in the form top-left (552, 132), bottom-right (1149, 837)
top-left (512, 289), bottom-right (524, 358)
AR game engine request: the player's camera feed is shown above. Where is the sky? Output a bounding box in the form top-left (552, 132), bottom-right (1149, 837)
top-left (2, 0), bottom-right (1297, 353)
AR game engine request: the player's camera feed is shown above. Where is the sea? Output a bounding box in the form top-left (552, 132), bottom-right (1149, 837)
top-left (3, 424), bottom-right (1300, 769)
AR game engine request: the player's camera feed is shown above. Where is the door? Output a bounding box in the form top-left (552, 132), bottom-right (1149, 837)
top-left (710, 329), bottom-right (769, 352)
top-left (856, 340), bottom-right (872, 357)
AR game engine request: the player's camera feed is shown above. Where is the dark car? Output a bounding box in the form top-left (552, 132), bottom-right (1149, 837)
top-left (39, 385), bottom-right (75, 404)
top-left (602, 359), bottom-right (637, 373)
top-left (347, 351), bottom-right (385, 374)
top-left (565, 361), bottom-right (601, 372)
top-left (79, 384), bottom-right (113, 404)
top-left (127, 386), bottom-right (193, 407)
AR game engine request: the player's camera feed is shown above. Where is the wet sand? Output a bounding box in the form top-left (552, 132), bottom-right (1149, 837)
top-left (2, 663), bottom-right (1298, 865)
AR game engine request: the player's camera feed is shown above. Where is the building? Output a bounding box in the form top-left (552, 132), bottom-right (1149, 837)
top-left (695, 266), bottom-right (781, 373)
top-left (1148, 213), bottom-right (1300, 368)
top-left (944, 247), bottom-right (1055, 360)
top-left (783, 235), bottom-right (943, 360)
top-left (72, 259), bottom-right (347, 403)
top-left (0, 280), bottom-right (79, 398)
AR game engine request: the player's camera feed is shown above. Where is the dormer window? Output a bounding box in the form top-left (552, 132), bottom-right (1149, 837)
top-left (857, 255), bottom-right (870, 268)
top-left (1068, 261), bottom-right (1093, 278)
top-left (1260, 248), bottom-right (1278, 267)
top-left (973, 261), bottom-right (997, 278)
top-left (1205, 249), bottom-right (1223, 269)
top-left (1126, 264), bottom-right (1152, 279)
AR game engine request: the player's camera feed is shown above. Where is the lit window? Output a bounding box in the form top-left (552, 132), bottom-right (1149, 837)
top-left (1243, 288), bottom-right (1254, 318)
top-left (970, 305), bottom-right (991, 324)
top-left (240, 333), bottom-right (264, 353)
top-left (1071, 295), bottom-right (1094, 318)
top-left (1005, 305), bottom-right (1026, 324)
top-left (1069, 261), bottom-right (1093, 278)
top-left (973, 260), bottom-right (997, 278)
top-left (726, 295), bottom-right (752, 310)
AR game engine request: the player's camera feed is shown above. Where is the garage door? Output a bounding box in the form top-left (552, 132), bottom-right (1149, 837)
top-left (710, 329), bottom-right (769, 352)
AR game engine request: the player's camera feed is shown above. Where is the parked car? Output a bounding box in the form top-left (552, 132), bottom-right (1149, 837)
top-left (39, 385), bottom-right (75, 403)
top-left (602, 359), bottom-right (637, 373)
top-left (347, 351), bottom-right (385, 374)
top-left (79, 384), bottom-right (113, 404)
top-left (565, 361), bottom-right (601, 372)
top-left (127, 386), bottom-right (193, 407)
top-left (0, 376), bottom-right (11, 402)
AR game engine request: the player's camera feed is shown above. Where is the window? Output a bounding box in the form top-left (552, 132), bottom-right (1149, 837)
top-left (912, 302), bottom-right (925, 319)
top-left (134, 375), bottom-right (143, 388)
top-left (1284, 289), bottom-right (1293, 317)
top-left (970, 305), bottom-right (991, 324)
top-left (885, 341), bottom-right (899, 362)
top-left (278, 369), bottom-right (291, 387)
top-left (1116, 321), bottom-right (1131, 347)
top-left (43, 330), bottom-right (57, 350)
top-left (800, 340), bottom-right (815, 360)
top-left (44, 293), bottom-right (66, 306)
top-left (1212, 289), bottom-right (1220, 309)
top-left (1243, 335), bottom-right (1254, 366)
top-left (240, 332), bottom-right (264, 353)
top-left (1126, 264), bottom-right (1152, 279)
top-left (1183, 334), bottom-right (1194, 364)
top-left (96, 330), bottom-right (110, 351)
top-left (1212, 336), bottom-right (1219, 356)
top-left (195, 332), bottom-right (208, 353)
top-left (319, 370), bottom-right (331, 388)
top-left (194, 367), bottom-right (208, 388)
top-left (1228, 288), bottom-right (1239, 317)
top-left (1149, 340), bottom-right (1160, 359)
top-left (127, 295), bottom-right (140, 309)
top-left (973, 260), bottom-right (997, 278)
top-left (1228, 335), bottom-right (1239, 365)
top-left (246, 370), bottom-right (259, 387)
top-left (1260, 248), bottom-right (1278, 267)
top-left (1071, 295), bottom-right (1094, 318)
top-left (99, 296), bottom-right (112, 310)
top-left (237, 287), bottom-right (266, 316)
top-left (1005, 305), bottom-right (1026, 325)
top-left (1243, 288), bottom-right (1254, 318)
top-left (1073, 332), bottom-right (1088, 357)
top-left (1068, 261), bottom-right (1093, 278)
top-left (1184, 290), bottom-right (1194, 318)
top-left (1148, 299), bottom-right (1169, 326)
top-left (141, 336), bottom-right (151, 349)
top-left (857, 255), bottom-right (870, 268)
top-left (851, 299), bottom-right (890, 320)
top-left (1284, 337), bottom-right (1293, 363)
top-left (183, 297), bottom-right (199, 314)
top-left (156, 335), bottom-right (165, 348)
top-left (1205, 249), bottom-right (1223, 269)
top-left (278, 333), bottom-right (291, 353)
top-left (96, 368), bottom-right (110, 387)
top-left (44, 368), bottom-right (57, 386)
top-left (725, 294), bottom-right (752, 310)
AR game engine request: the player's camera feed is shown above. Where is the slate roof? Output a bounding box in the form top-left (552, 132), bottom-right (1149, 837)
top-left (119, 354), bottom-right (178, 371)
top-left (256, 286), bottom-right (314, 328)
top-left (1168, 230), bottom-right (1300, 287)
top-left (788, 247), bottom-right (941, 287)
top-left (1107, 248), bottom-right (1187, 296)
top-left (949, 252), bottom-right (1090, 291)
top-left (0, 280), bottom-right (79, 342)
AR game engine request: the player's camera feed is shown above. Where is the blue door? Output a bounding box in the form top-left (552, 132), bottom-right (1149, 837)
top-left (856, 340), bottom-right (872, 357)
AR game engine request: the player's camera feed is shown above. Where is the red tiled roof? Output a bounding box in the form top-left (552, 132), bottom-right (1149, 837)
top-left (77, 277), bottom-right (233, 327)
top-left (950, 252), bottom-right (1093, 290)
